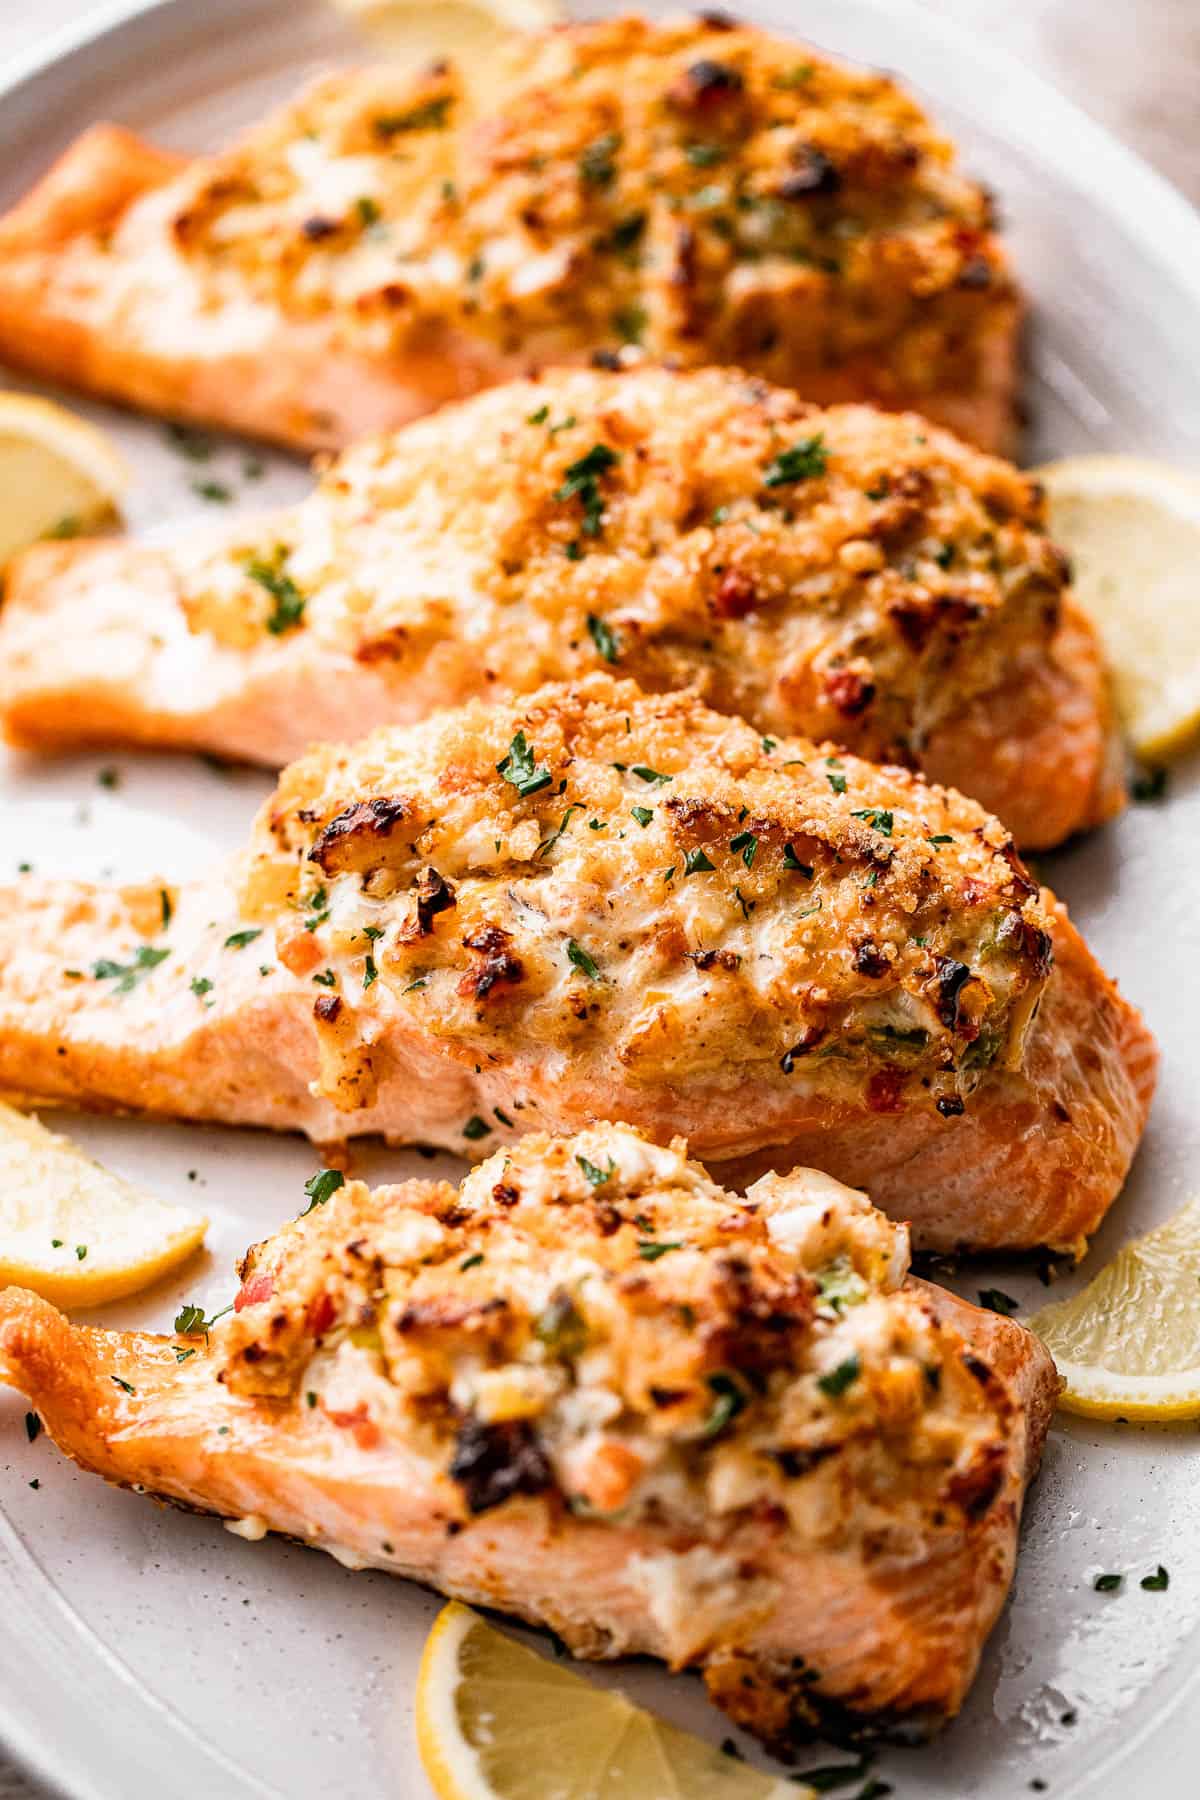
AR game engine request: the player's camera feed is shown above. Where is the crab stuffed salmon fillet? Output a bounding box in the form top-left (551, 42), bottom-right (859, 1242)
top-left (0, 677), bottom-right (1154, 1253)
top-left (0, 13), bottom-right (1019, 454)
top-left (0, 367), bottom-right (1122, 849)
top-left (0, 1126), bottom-right (1059, 1750)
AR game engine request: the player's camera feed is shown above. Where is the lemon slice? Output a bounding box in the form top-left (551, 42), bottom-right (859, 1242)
top-left (333, 0), bottom-right (562, 80)
top-left (0, 1103), bottom-right (207, 1308)
top-left (1027, 1197), bottom-right (1200, 1419)
top-left (416, 1603), bottom-right (806, 1800)
top-left (1037, 454), bottom-right (1200, 759)
top-left (0, 392), bottom-right (127, 567)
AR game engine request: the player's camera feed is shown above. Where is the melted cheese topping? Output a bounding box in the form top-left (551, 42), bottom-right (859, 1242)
top-left (178, 365), bottom-right (1064, 763)
top-left (236, 673), bottom-right (1053, 1115)
top-left (215, 1125), bottom-right (1017, 1551)
top-left (143, 13), bottom-right (1013, 402)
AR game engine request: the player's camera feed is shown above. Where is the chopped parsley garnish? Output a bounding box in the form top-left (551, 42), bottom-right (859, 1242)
top-left (355, 195), bottom-right (381, 227)
top-left (97, 766), bottom-right (120, 790)
top-left (223, 928), bottom-right (261, 950)
top-left (685, 141), bottom-right (725, 167)
top-left (927, 833), bottom-right (954, 847)
top-left (538, 803), bottom-right (586, 858)
top-left (363, 953), bottom-right (378, 989)
top-left (174, 1303), bottom-right (207, 1334)
top-left (763, 434), bottom-right (828, 487)
top-left (555, 443), bottom-right (620, 538)
top-left (729, 830), bottom-right (757, 868)
top-left (110, 1376), bottom-right (135, 1396)
top-left (494, 1108), bottom-right (514, 1127)
top-left (462, 1115), bottom-right (492, 1140)
top-left (612, 303), bottom-right (647, 344)
top-left (24, 1412), bottom-right (40, 1443)
top-left (683, 847), bottom-right (715, 874)
top-left (91, 944), bottom-right (170, 995)
top-left (160, 888), bottom-right (173, 929)
top-left (459, 1253), bottom-right (485, 1271)
top-left (978, 1288), bottom-right (1020, 1316)
top-left (791, 1755), bottom-right (876, 1793)
top-left (1094, 1573), bottom-right (1123, 1592)
top-left (1141, 1565), bottom-right (1169, 1590)
top-left (167, 422), bottom-right (214, 461)
top-left (566, 938), bottom-right (601, 980)
top-left (815, 1257), bottom-right (868, 1314)
top-left (190, 976), bottom-right (214, 999)
top-left (301, 1168), bottom-right (345, 1214)
top-left (303, 884), bottom-right (330, 930)
top-left (632, 765), bottom-right (671, 786)
top-left (637, 1240), bottom-right (683, 1261)
top-left (374, 96), bottom-right (451, 135)
top-left (312, 969), bottom-right (337, 987)
top-left (579, 131), bottom-right (620, 187)
top-left (608, 210), bottom-right (646, 252)
top-left (246, 551), bottom-right (306, 635)
top-left (586, 612), bottom-right (620, 663)
top-left (782, 845), bottom-right (813, 875)
top-left (851, 807), bottom-right (893, 836)
top-left (630, 806), bottom-right (654, 827)
top-left (826, 770), bottom-right (847, 796)
top-left (175, 1348), bottom-right (196, 1364)
top-left (497, 729), bottom-right (553, 797)
top-left (817, 1354), bottom-right (861, 1397)
top-left (192, 479), bottom-right (232, 504)
top-left (701, 1372), bottom-right (747, 1438)
top-left (577, 1154), bottom-right (616, 1187)
top-left (528, 404), bottom-right (550, 425)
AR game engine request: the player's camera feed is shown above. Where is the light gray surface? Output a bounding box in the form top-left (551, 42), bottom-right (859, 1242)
top-left (1, 2), bottom-right (1199, 1797)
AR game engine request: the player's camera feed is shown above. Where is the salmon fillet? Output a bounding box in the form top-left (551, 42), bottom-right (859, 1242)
top-left (0, 1127), bottom-right (1059, 1750)
top-left (0, 368), bottom-right (1121, 849)
top-left (0, 14), bottom-right (1019, 454)
top-left (0, 676), bottom-right (1155, 1253)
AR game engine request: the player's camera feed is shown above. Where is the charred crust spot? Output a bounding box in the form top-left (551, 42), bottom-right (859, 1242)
top-left (770, 1443), bottom-right (838, 1479)
top-left (957, 254), bottom-right (994, 290)
top-left (694, 9), bottom-right (739, 28)
top-left (780, 1027), bottom-right (823, 1073)
top-left (823, 667), bottom-right (875, 717)
top-left (412, 866), bottom-right (457, 936)
top-left (492, 1181), bottom-right (520, 1208)
top-left (670, 58), bottom-right (745, 109)
top-left (458, 925), bottom-right (525, 1000)
top-left (594, 1201), bottom-right (623, 1236)
top-left (590, 348), bottom-right (623, 370)
top-left (712, 567), bottom-right (758, 619)
top-left (935, 1093), bottom-right (965, 1118)
top-left (1052, 1100), bottom-right (1071, 1125)
top-left (962, 1351), bottom-right (993, 1386)
top-left (448, 1417), bottom-right (552, 1515)
top-left (649, 1385), bottom-right (690, 1408)
top-left (779, 145), bottom-right (841, 199)
top-left (853, 939), bottom-right (890, 979)
top-left (931, 955), bottom-right (971, 1028)
top-left (946, 1441), bottom-right (1007, 1519)
top-left (309, 796), bottom-right (411, 874)
top-left (688, 947), bottom-right (742, 971)
top-left (313, 993), bottom-right (343, 1024)
top-left (301, 215), bottom-right (339, 241)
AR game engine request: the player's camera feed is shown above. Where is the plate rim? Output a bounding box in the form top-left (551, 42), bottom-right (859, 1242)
top-left (0, 1), bottom-right (1199, 1796)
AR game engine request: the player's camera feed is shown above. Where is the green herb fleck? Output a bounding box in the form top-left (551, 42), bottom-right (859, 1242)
top-left (459, 1253), bottom-right (485, 1272)
top-left (851, 807), bottom-right (893, 836)
top-left (190, 976), bottom-right (214, 999)
top-left (817, 1354), bottom-right (861, 1397)
top-left (763, 434), bottom-right (828, 487)
top-left (374, 96), bottom-right (451, 135)
top-left (577, 1154), bottom-right (616, 1187)
top-left (556, 443), bottom-right (620, 538)
top-left (684, 847), bottom-right (715, 874)
top-left (783, 844), bottom-right (813, 875)
top-left (637, 1240), bottom-right (683, 1261)
top-left (527, 404), bottom-right (550, 425)
top-left (826, 770), bottom-right (847, 796)
top-left (301, 1168), bottom-right (345, 1214)
top-left (91, 945), bottom-right (170, 995)
top-left (1094, 1573), bottom-right (1123, 1592)
top-left (978, 1288), bottom-right (1020, 1316)
top-left (566, 938), bottom-right (601, 980)
top-left (729, 830), bottom-right (757, 869)
top-left (246, 551), bottom-right (306, 635)
top-left (355, 195), bottom-right (381, 227)
top-left (1133, 767), bottom-right (1168, 803)
top-left (24, 1412), bottom-right (40, 1444)
top-left (702, 1372), bottom-right (747, 1438)
top-left (579, 131), bottom-right (620, 187)
top-left (686, 142), bottom-right (725, 167)
top-left (1141, 1565), bottom-right (1169, 1591)
top-left (192, 479), bottom-right (232, 504)
top-left (630, 806), bottom-right (653, 827)
top-left (587, 612), bottom-right (620, 663)
top-left (462, 1115), bottom-right (492, 1140)
top-left (110, 1376), bottom-right (135, 1395)
top-left (632, 765), bottom-right (671, 786)
top-left (224, 928), bottom-right (262, 951)
top-left (497, 729), bottom-right (553, 798)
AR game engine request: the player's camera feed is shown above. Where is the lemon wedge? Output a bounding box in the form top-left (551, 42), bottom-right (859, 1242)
top-left (333, 0), bottom-right (562, 80)
top-left (1038, 454), bottom-right (1200, 759)
top-left (0, 392), bottom-right (127, 567)
top-left (1027, 1197), bottom-right (1200, 1419)
top-left (0, 1103), bottom-right (207, 1308)
top-left (416, 1603), bottom-right (806, 1800)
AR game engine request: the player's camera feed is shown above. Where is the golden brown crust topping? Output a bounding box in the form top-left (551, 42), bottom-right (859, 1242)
top-left (237, 674), bottom-right (1052, 1115)
top-left (213, 1127), bottom-right (1015, 1537)
top-left (160, 13), bottom-right (1014, 405)
top-left (187, 365), bottom-right (1064, 764)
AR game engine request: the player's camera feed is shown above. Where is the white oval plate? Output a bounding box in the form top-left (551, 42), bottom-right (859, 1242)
top-left (1, 2), bottom-right (1198, 1796)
